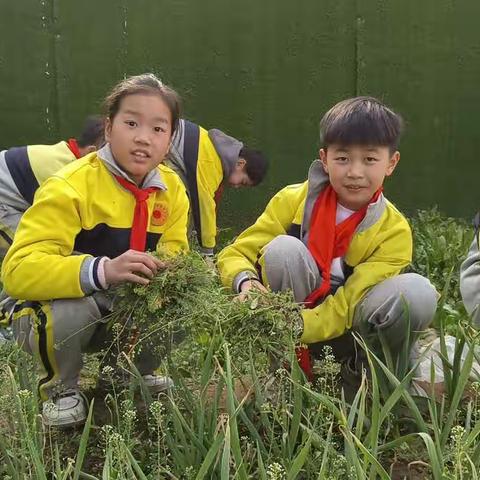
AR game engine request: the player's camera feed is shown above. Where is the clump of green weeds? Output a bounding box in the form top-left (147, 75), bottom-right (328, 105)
top-left (409, 208), bottom-right (473, 331)
top-left (109, 250), bottom-right (301, 377)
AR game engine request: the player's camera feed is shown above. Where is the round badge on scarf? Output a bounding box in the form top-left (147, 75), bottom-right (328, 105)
top-left (151, 202), bottom-right (169, 226)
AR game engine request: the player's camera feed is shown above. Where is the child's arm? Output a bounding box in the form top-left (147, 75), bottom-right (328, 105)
top-left (195, 153), bottom-right (223, 254)
top-left (217, 184), bottom-right (302, 290)
top-left (157, 179), bottom-right (190, 255)
top-left (300, 220), bottom-right (412, 344)
top-left (460, 236), bottom-right (480, 317)
top-left (1, 177), bottom-right (95, 300)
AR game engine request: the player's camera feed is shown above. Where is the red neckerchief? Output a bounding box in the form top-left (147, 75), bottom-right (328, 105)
top-left (66, 138), bottom-right (82, 159)
top-left (214, 184), bottom-right (225, 207)
top-left (114, 175), bottom-right (159, 251)
top-left (296, 184), bottom-right (383, 378)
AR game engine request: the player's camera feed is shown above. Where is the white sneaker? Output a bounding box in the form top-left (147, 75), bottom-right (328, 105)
top-left (42, 390), bottom-right (87, 428)
top-left (141, 374), bottom-right (174, 394)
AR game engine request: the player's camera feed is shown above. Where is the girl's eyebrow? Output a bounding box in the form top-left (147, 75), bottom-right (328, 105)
top-left (153, 117), bottom-right (170, 124)
top-left (122, 109), bottom-right (169, 124)
top-left (122, 109), bottom-right (140, 116)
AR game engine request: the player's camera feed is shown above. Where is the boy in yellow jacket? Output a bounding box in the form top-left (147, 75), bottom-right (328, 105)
top-left (218, 97), bottom-right (437, 378)
top-left (0, 116), bottom-right (105, 256)
top-left (1, 74), bottom-right (189, 427)
top-left (166, 120), bottom-right (268, 256)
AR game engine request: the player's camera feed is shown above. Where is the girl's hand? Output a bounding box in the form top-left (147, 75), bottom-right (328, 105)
top-left (235, 279), bottom-right (268, 302)
top-left (104, 250), bottom-right (166, 286)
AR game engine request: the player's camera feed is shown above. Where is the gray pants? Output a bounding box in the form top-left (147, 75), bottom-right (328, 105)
top-left (4, 292), bottom-right (159, 400)
top-left (261, 235), bottom-right (437, 358)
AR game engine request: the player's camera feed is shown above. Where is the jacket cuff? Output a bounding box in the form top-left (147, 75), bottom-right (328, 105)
top-left (80, 256), bottom-right (109, 294)
top-left (233, 270), bottom-right (260, 293)
top-left (200, 247), bottom-right (214, 257)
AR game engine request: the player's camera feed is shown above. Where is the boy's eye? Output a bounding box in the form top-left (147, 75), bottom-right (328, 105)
top-left (365, 157), bottom-right (378, 163)
top-left (125, 120), bottom-right (137, 127)
top-left (154, 126), bottom-right (166, 133)
top-left (335, 156), bottom-right (348, 162)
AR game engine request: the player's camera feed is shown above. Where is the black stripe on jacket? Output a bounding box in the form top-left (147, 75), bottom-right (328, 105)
top-left (287, 223), bottom-right (301, 239)
top-left (182, 120), bottom-right (202, 246)
top-left (5, 146), bottom-right (39, 204)
top-left (74, 224), bottom-right (161, 258)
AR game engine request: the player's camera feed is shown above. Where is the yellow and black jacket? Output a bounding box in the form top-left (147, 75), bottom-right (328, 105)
top-left (0, 140), bottom-right (79, 209)
top-left (166, 120), bottom-right (243, 254)
top-left (1, 144), bottom-right (189, 301)
top-left (217, 160), bottom-right (412, 344)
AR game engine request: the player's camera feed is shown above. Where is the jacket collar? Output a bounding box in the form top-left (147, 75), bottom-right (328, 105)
top-left (301, 160), bottom-right (386, 237)
top-left (97, 144), bottom-right (167, 190)
top-left (208, 128), bottom-right (243, 180)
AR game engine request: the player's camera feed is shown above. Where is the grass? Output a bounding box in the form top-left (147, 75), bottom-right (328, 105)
top-left (0, 207), bottom-right (479, 479)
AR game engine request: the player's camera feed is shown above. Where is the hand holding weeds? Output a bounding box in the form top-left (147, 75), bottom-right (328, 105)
top-left (104, 249), bottom-right (167, 286)
top-left (236, 279), bottom-right (268, 302)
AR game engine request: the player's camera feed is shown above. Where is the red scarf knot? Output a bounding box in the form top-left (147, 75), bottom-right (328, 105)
top-left (114, 175), bottom-right (159, 252)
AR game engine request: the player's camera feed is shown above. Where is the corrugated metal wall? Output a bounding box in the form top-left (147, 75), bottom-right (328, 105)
top-left (1, 0), bottom-right (479, 227)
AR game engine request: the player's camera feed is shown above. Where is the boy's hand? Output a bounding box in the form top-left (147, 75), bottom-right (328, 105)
top-left (235, 279), bottom-right (268, 302)
top-left (104, 250), bottom-right (166, 286)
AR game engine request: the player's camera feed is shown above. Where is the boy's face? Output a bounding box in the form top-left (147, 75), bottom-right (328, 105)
top-left (228, 158), bottom-right (254, 188)
top-left (319, 144), bottom-right (399, 211)
top-left (105, 93), bottom-right (172, 185)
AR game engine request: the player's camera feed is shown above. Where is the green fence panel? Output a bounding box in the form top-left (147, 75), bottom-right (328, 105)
top-left (357, 0), bottom-right (480, 218)
top-left (0, 0), bottom-right (478, 225)
top-left (0, 0), bottom-right (55, 145)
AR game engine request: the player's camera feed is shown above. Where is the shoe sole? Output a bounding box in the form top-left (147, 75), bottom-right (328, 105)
top-left (42, 413), bottom-right (87, 429)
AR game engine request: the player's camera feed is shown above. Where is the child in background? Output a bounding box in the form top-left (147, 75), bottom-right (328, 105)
top-left (166, 119), bottom-right (268, 256)
top-left (218, 97), bottom-right (437, 383)
top-left (0, 74), bottom-right (189, 427)
top-left (0, 116), bottom-right (105, 256)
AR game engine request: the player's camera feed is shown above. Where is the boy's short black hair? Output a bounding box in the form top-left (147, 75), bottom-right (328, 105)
top-left (240, 147), bottom-right (269, 186)
top-left (77, 115), bottom-right (105, 148)
top-left (320, 96), bottom-right (404, 152)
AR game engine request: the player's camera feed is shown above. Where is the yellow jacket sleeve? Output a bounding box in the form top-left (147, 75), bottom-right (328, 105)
top-left (157, 180), bottom-right (190, 255)
top-left (217, 184), bottom-right (304, 287)
top-left (196, 147), bottom-right (223, 251)
top-left (300, 220), bottom-right (412, 343)
top-left (1, 177), bottom-right (91, 300)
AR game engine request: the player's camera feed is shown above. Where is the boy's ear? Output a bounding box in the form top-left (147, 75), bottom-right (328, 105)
top-left (237, 157), bottom-right (247, 169)
top-left (319, 148), bottom-right (328, 173)
top-left (385, 151), bottom-right (400, 176)
top-left (78, 145), bottom-right (97, 157)
top-left (104, 118), bottom-right (112, 142)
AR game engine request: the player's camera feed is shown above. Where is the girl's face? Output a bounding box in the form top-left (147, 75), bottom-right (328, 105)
top-left (105, 93), bottom-right (173, 185)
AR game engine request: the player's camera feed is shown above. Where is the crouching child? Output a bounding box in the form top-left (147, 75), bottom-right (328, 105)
top-left (217, 97), bottom-right (438, 385)
top-left (0, 115), bottom-right (105, 257)
top-left (0, 74), bottom-right (189, 427)
top-left (165, 119), bottom-right (268, 257)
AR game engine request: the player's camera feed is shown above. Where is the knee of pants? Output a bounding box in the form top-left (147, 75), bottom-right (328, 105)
top-left (262, 235), bottom-right (308, 280)
top-left (359, 273), bottom-right (438, 333)
top-left (49, 296), bottom-right (105, 348)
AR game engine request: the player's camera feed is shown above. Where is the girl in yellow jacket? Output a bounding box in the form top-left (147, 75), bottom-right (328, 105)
top-left (1, 74), bottom-right (189, 427)
top-left (218, 97), bottom-right (437, 381)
